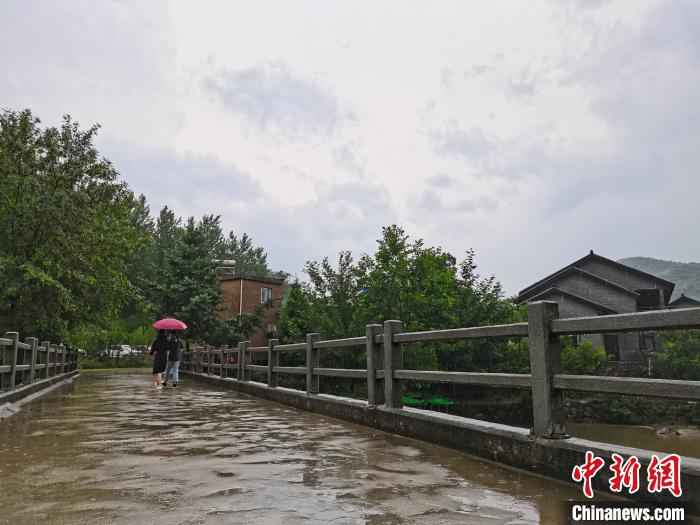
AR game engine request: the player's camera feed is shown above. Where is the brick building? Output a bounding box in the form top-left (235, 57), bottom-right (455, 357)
top-left (218, 272), bottom-right (287, 347)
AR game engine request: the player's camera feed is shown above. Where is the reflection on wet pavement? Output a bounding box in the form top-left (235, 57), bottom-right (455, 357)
top-left (0, 372), bottom-right (582, 524)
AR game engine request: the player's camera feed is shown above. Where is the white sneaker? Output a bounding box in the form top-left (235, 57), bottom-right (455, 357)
top-left (156, 384), bottom-right (163, 390)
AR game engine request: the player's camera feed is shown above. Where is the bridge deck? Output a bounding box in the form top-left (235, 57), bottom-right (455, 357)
top-left (0, 371), bottom-right (582, 524)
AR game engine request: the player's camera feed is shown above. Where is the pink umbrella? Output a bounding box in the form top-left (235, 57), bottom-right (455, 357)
top-left (153, 318), bottom-right (188, 331)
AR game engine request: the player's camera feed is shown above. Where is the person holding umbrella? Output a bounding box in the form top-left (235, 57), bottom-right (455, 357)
top-left (163, 332), bottom-right (183, 387)
top-left (151, 318), bottom-right (188, 389)
top-left (149, 330), bottom-right (169, 389)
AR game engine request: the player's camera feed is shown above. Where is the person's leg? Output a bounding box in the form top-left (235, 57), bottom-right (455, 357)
top-left (163, 361), bottom-right (171, 385)
top-left (172, 361), bottom-right (180, 385)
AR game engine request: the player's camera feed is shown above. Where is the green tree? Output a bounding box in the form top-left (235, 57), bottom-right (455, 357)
top-left (0, 109), bottom-right (144, 340)
top-left (281, 225), bottom-right (519, 372)
top-left (165, 216), bottom-right (225, 342)
top-left (304, 251), bottom-right (364, 338)
top-left (218, 232), bottom-right (274, 277)
top-left (150, 214), bottom-right (266, 346)
top-left (278, 281), bottom-right (314, 343)
top-left (355, 226), bottom-right (460, 331)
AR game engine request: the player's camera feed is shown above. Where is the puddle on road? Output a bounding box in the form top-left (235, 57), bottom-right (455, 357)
top-left (0, 371), bottom-right (583, 524)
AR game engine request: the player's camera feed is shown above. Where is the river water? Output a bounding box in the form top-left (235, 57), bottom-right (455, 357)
top-left (568, 422), bottom-right (700, 459)
top-left (0, 371), bottom-right (586, 524)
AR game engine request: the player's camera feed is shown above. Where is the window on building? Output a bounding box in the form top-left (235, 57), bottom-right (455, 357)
top-left (637, 289), bottom-right (661, 310)
top-left (604, 334), bottom-right (620, 360)
top-left (261, 287), bottom-right (272, 304)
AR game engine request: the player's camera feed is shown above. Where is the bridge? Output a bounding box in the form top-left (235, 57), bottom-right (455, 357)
top-left (1, 302), bottom-right (700, 523)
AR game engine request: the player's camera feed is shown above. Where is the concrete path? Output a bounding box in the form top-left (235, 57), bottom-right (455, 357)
top-left (0, 371), bottom-right (580, 524)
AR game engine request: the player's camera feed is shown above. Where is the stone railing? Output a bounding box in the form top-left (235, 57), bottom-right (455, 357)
top-left (182, 302), bottom-right (700, 438)
top-left (0, 331), bottom-right (79, 398)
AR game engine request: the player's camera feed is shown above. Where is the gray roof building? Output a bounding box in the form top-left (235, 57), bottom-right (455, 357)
top-left (516, 251), bottom-right (677, 361)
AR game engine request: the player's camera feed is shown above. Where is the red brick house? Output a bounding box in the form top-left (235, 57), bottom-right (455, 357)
top-left (218, 272), bottom-right (287, 347)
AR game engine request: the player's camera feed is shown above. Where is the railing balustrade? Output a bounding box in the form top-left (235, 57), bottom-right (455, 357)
top-left (0, 332), bottom-right (79, 395)
top-left (181, 302), bottom-right (700, 439)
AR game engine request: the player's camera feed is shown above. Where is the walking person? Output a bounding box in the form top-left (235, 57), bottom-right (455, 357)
top-left (162, 332), bottom-right (182, 387)
top-left (150, 330), bottom-right (169, 389)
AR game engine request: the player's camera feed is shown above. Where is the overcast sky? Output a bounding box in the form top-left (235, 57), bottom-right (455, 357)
top-left (2, 0), bottom-right (698, 295)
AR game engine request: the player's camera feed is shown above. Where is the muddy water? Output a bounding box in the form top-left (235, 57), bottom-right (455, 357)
top-left (568, 422), bottom-right (700, 459)
top-left (0, 372), bottom-right (584, 524)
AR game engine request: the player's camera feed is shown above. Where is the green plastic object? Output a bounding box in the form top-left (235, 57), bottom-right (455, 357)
top-left (402, 394), bottom-right (427, 407)
top-left (427, 395), bottom-right (455, 407)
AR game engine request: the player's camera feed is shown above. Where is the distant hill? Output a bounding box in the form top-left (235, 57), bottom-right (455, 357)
top-left (619, 257), bottom-right (700, 302)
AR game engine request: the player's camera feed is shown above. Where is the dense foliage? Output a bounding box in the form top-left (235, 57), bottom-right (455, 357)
top-left (0, 109), bottom-right (270, 351)
top-left (656, 330), bottom-right (700, 380)
top-left (0, 110), bottom-right (144, 340)
top-left (278, 225), bottom-right (527, 372)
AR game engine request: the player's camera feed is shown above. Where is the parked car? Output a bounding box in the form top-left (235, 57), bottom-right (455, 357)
top-left (118, 344), bottom-right (134, 355)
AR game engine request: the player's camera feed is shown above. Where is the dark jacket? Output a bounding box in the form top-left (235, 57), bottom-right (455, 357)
top-left (167, 338), bottom-right (182, 362)
top-left (150, 335), bottom-right (168, 356)
top-left (150, 335), bottom-right (169, 373)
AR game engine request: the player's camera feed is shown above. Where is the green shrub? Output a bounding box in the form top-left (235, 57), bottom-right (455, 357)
top-left (656, 330), bottom-right (700, 380)
top-left (561, 340), bottom-right (607, 375)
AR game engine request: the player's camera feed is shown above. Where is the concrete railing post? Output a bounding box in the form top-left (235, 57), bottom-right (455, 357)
top-left (528, 301), bottom-right (567, 438)
top-left (41, 341), bottom-right (50, 379)
top-left (366, 324), bottom-right (384, 407)
top-left (306, 333), bottom-right (320, 394)
top-left (220, 348), bottom-right (225, 377)
top-left (267, 339), bottom-right (279, 387)
top-left (207, 346), bottom-right (212, 375)
top-left (383, 321), bottom-right (403, 409)
top-left (238, 341), bottom-right (248, 381)
top-left (27, 337), bottom-right (38, 384)
top-left (59, 344), bottom-right (65, 374)
top-left (6, 332), bottom-right (19, 390)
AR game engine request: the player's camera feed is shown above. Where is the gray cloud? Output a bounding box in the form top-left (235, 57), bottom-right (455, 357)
top-left (569, 0), bottom-right (614, 9)
top-left (507, 69), bottom-right (537, 98)
top-left (417, 187), bottom-right (498, 215)
top-left (431, 125), bottom-right (495, 161)
top-left (0, 1), bottom-right (180, 144)
top-left (100, 139), bottom-right (262, 218)
top-left (417, 1), bottom-right (700, 294)
top-left (468, 65), bottom-right (491, 77)
top-left (101, 139), bottom-right (396, 275)
top-left (225, 180), bottom-right (398, 274)
top-left (333, 143), bottom-right (366, 176)
top-left (418, 190), bottom-right (443, 210)
top-left (3, 0), bottom-right (700, 297)
top-left (203, 62), bottom-right (350, 140)
top-left (428, 174), bottom-right (455, 188)
top-left (456, 196), bottom-right (498, 213)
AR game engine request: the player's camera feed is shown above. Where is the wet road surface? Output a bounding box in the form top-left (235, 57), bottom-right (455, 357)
top-left (0, 371), bottom-right (583, 524)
